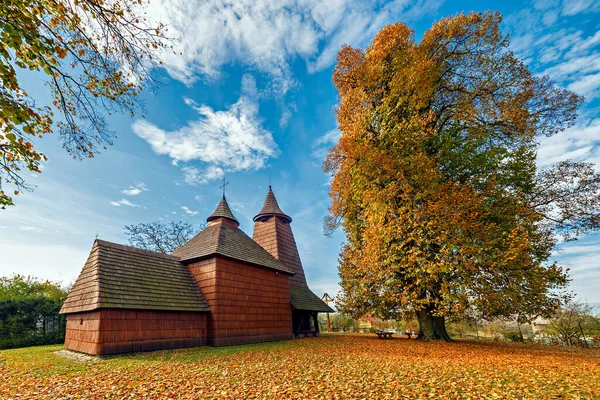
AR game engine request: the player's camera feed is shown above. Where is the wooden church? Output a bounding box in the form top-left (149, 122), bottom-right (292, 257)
top-left (59, 187), bottom-right (333, 355)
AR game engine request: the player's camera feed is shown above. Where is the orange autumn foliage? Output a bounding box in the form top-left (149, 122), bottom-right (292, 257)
top-left (1, 335), bottom-right (599, 399)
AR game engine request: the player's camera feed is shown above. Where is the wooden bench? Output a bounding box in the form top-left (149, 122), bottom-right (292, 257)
top-left (295, 330), bottom-right (318, 338)
top-left (376, 330), bottom-right (394, 339)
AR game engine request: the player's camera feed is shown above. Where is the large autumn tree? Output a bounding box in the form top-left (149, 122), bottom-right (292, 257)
top-left (325, 12), bottom-right (600, 341)
top-left (1, 0), bottom-right (168, 207)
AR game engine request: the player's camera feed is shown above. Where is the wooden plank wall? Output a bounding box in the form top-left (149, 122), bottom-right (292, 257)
top-left (64, 310), bottom-right (208, 355)
top-left (187, 256), bottom-right (293, 346)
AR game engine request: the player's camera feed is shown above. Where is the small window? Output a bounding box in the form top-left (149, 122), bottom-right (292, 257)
top-left (80, 318), bottom-right (83, 325)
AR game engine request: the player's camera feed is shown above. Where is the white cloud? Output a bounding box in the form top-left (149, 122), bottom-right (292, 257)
top-left (562, 0), bottom-right (598, 16)
top-left (533, 0), bottom-right (559, 10)
top-left (541, 10), bottom-right (558, 26)
top-left (569, 72), bottom-right (600, 99)
top-left (121, 182), bottom-right (149, 196)
top-left (133, 78), bottom-right (278, 185)
top-left (312, 128), bottom-right (341, 160)
top-left (537, 118), bottom-right (600, 169)
top-left (19, 226), bottom-right (43, 233)
top-left (552, 235), bottom-right (600, 303)
top-left (181, 205), bottom-right (199, 215)
top-left (314, 129), bottom-right (341, 147)
top-left (181, 166), bottom-right (225, 186)
top-left (540, 35), bottom-right (600, 100)
top-left (110, 199), bottom-right (140, 207)
top-left (144, 0), bottom-right (443, 90)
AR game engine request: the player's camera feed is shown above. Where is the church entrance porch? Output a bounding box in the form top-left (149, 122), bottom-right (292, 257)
top-left (292, 309), bottom-right (319, 337)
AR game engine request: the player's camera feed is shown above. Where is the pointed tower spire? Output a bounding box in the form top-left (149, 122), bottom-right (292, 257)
top-left (206, 185), bottom-right (240, 227)
top-left (253, 186), bottom-right (292, 223)
top-left (252, 186), bottom-right (305, 286)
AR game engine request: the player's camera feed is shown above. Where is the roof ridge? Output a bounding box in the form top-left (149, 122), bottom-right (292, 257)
top-left (95, 239), bottom-right (181, 260)
top-left (95, 242), bottom-right (105, 304)
top-left (215, 221), bottom-right (227, 253)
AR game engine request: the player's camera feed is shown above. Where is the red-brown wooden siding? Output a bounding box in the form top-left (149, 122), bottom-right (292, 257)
top-left (64, 310), bottom-right (208, 355)
top-left (187, 256), bottom-right (292, 346)
top-left (252, 216), bottom-right (308, 287)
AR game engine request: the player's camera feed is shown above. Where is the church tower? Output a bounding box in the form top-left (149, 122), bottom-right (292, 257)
top-left (252, 187), bottom-right (307, 287)
top-left (252, 187), bottom-right (333, 334)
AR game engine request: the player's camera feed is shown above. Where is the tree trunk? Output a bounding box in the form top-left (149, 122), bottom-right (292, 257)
top-left (415, 308), bottom-right (453, 342)
top-left (433, 315), bottom-right (452, 342)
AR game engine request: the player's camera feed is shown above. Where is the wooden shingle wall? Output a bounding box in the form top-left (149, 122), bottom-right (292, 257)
top-left (187, 256), bottom-right (293, 346)
top-left (64, 310), bottom-right (208, 355)
top-left (252, 216), bottom-right (308, 287)
top-left (64, 311), bottom-right (102, 355)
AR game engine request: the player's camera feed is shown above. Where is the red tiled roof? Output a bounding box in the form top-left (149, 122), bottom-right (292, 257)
top-left (60, 240), bottom-right (210, 314)
top-left (253, 186), bottom-right (292, 222)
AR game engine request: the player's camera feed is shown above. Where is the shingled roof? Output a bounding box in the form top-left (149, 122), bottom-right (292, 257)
top-left (60, 240), bottom-right (210, 314)
top-left (172, 223), bottom-right (294, 275)
top-left (290, 286), bottom-right (334, 313)
top-left (207, 195), bottom-right (238, 225)
top-left (253, 186), bottom-right (292, 223)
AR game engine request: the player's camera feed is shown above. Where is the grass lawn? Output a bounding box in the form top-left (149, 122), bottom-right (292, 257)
top-left (1, 333), bottom-right (598, 399)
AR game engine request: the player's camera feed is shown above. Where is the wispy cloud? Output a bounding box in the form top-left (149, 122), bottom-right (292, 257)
top-left (562, 0), bottom-right (600, 16)
top-left (19, 226), bottom-right (43, 233)
top-left (507, 1), bottom-right (600, 100)
top-left (503, 0), bottom-right (600, 181)
top-left (181, 166), bottom-right (225, 186)
top-left (552, 237), bottom-right (600, 304)
top-left (181, 205), bottom-right (199, 216)
top-left (121, 182), bottom-right (149, 196)
top-left (110, 199), bottom-right (140, 207)
top-left (133, 76), bottom-right (278, 185)
top-left (312, 129), bottom-right (341, 160)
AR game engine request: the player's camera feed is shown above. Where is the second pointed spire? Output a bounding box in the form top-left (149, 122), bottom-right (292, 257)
top-left (207, 195), bottom-right (239, 226)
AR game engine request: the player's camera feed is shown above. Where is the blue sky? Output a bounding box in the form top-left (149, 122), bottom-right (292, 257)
top-left (1, 0), bottom-right (600, 308)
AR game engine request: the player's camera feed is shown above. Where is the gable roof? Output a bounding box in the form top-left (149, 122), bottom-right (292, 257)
top-left (253, 186), bottom-right (292, 222)
top-left (290, 285), bottom-right (335, 313)
top-left (60, 240), bottom-right (210, 314)
top-left (207, 195), bottom-right (239, 225)
top-left (172, 223), bottom-right (294, 275)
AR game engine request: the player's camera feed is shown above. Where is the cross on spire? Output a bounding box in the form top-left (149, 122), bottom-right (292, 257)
top-left (220, 178), bottom-right (229, 197)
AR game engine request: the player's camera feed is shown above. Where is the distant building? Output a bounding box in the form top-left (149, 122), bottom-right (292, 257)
top-left (531, 317), bottom-right (551, 336)
top-left (357, 314), bottom-right (380, 332)
top-left (60, 187), bottom-right (333, 355)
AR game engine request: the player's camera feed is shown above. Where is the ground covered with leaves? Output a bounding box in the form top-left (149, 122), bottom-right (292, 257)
top-left (1, 334), bottom-right (598, 399)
